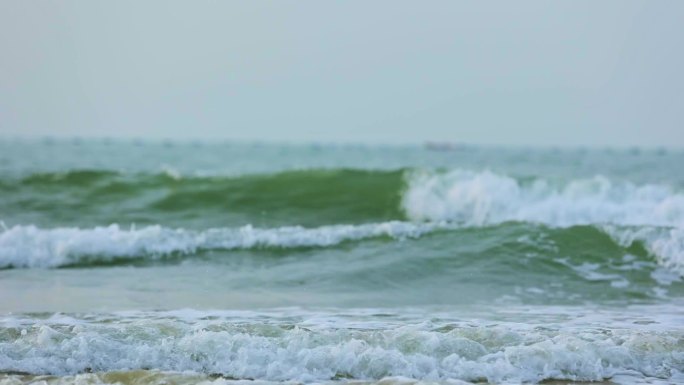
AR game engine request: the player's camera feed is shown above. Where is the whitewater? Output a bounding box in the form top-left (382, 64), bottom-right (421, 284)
top-left (1, 140), bottom-right (683, 385)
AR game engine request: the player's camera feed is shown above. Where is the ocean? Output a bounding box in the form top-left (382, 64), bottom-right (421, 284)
top-left (0, 139), bottom-right (683, 385)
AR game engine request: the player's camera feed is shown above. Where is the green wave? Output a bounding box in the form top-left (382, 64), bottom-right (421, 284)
top-left (239, 223), bottom-right (680, 305)
top-left (4, 222), bottom-right (678, 304)
top-left (0, 169), bottom-right (407, 228)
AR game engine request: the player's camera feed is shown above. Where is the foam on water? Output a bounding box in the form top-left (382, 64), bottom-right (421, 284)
top-left (0, 308), bottom-right (683, 384)
top-left (601, 226), bottom-right (684, 276)
top-left (402, 170), bottom-right (684, 228)
top-left (403, 170), bottom-right (684, 275)
top-left (3, 146), bottom-right (684, 385)
top-left (0, 222), bottom-right (444, 269)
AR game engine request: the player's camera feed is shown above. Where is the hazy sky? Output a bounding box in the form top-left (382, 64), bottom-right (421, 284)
top-left (1, 1), bottom-right (683, 146)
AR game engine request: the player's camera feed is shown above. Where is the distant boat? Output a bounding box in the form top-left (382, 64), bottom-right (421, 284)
top-left (424, 141), bottom-right (468, 151)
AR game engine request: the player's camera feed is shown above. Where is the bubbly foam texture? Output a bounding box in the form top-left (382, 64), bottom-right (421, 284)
top-left (0, 309), bottom-right (682, 384)
top-left (403, 170), bottom-right (684, 275)
top-left (0, 222), bottom-right (443, 268)
top-left (0, 375), bottom-right (461, 385)
top-left (0, 373), bottom-right (477, 385)
top-left (403, 170), bottom-right (684, 227)
top-left (601, 225), bottom-right (684, 276)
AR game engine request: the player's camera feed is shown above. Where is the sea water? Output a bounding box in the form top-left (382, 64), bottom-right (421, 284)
top-left (0, 140), bottom-right (683, 384)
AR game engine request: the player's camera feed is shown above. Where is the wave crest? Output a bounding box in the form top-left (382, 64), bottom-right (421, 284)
top-left (0, 222), bottom-right (443, 269)
top-left (402, 170), bottom-right (684, 276)
top-left (402, 170), bottom-right (684, 227)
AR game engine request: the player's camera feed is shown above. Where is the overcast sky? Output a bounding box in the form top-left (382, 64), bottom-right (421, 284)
top-left (1, 1), bottom-right (683, 147)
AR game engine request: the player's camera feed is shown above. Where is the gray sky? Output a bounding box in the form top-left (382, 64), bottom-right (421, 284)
top-left (1, 1), bottom-right (683, 147)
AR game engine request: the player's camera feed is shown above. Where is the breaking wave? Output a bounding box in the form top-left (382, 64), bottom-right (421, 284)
top-left (0, 222), bottom-right (444, 269)
top-left (0, 309), bottom-right (682, 384)
top-left (402, 170), bottom-right (684, 227)
top-left (2, 169), bottom-right (684, 274)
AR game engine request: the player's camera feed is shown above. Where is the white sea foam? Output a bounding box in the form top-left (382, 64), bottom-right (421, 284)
top-left (0, 309), bottom-right (682, 384)
top-left (0, 222), bottom-right (445, 269)
top-left (402, 170), bottom-right (684, 228)
top-left (601, 225), bottom-right (684, 276)
top-left (403, 170), bottom-right (684, 275)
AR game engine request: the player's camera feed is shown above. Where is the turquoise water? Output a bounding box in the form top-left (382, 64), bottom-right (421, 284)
top-left (1, 140), bottom-right (683, 384)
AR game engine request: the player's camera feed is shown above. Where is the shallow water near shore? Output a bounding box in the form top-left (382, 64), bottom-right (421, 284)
top-left (1, 140), bottom-right (683, 384)
top-left (0, 372), bottom-right (625, 385)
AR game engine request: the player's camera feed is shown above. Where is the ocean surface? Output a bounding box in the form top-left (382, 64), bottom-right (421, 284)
top-left (1, 139), bottom-right (683, 385)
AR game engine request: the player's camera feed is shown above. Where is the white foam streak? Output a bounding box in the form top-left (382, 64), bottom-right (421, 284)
top-left (0, 222), bottom-right (444, 269)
